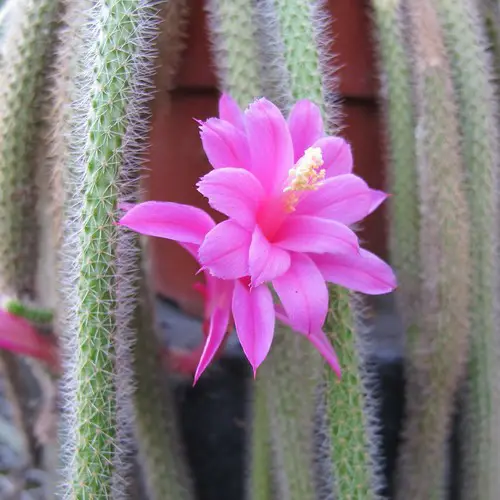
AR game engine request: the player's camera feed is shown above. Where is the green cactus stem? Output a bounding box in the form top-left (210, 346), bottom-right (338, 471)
top-left (371, 0), bottom-right (419, 333)
top-left (59, 0), bottom-right (143, 497)
top-left (204, 0), bottom-right (261, 106)
top-left (432, 1), bottom-right (500, 498)
top-left (247, 376), bottom-right (273, 500)
top-left (394, 2), bottom-right (471, 498)
top-left (0, 0), bottom-right (61, 476)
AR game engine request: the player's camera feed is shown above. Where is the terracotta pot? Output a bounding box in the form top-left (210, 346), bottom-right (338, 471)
top-left (146, 0), bottom-right (387, 317)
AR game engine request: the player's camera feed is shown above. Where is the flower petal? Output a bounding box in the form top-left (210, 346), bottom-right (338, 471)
top-left (273, 253), bottom-right (328, 334)
top-left (275, 307), bottom-right (341, 377)
top-left (368, 189), bottom-right (389, 215)
top-left (198, 220), bottom-right (251, 279)
top-left (197, 167), bottom-right (264, 230)
top-left (194, 280), bottom-right (234, 383)
top-left (273, 215), bottom-right (359, 255)
top-left (199, 117), bottom-right (251, 169)
top-left (232, 281), bottom-right (275, 375)
top-left (313, 136), bottom-right (353, 176)
top-left (218, 93), bottom-right (245, 131)
top-left (295, 174), bottom-right (373, 225)
top-left (118, 201), bottom-right (215, 244)
top-left (245, 98), bottom-right (294, 193)
top-left (0, 310), bottom-right (59, 371)
top-left (312, 249), bottom-right (397, 295)
top-left (306, 329), bottom-right (341, 377)
top-left (288, 99), bottom-right (324, 162)
top-left (249, 226), bottom-right (291, 286)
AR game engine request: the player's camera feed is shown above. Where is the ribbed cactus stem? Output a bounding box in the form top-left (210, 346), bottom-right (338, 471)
top-left (114, 1), bottom-right (194, 498)
top-left (247, 377), bottom-right (273, 500)
top-left (204, 0), bottom-right (261, 106)
top-left (61, 1), bottom-right (140, 497)
top-left (325, 292), bottom-right (380, 498)
top-left (0, 0), bottom-right (58, 299)
top-left (371, 0), bottom-right (419, 332)
top-left (261, 326), bottom-right (321, 500)
top-left (271, 0), bottom-right (337, 127)
top-left (395, 2), bottom-right (471, 498)
top-left (432, 1), bottom-right (500, 498)
top-left (0, 0), bottom-right (60, 475)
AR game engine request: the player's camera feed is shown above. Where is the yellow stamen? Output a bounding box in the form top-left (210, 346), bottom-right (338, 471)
top-left (283, 147), bottom-right (325, 211)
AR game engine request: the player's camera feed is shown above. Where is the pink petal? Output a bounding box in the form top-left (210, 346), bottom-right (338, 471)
top-left (194, 280), bottom-right (234, 383)
top-left (275, 307), bottom-right (341, 377)
top-left (197, 167), bottom-right (264, 230)
top-left (0, 310), bottom-right (59, 371)
top-left (305, 329), bottom-right (341, 377)
top-left (312, 248), bottom-right (397, 295)
top-left (249, 226), bottom-right (291, 286)
top-left (198, 220), bottom-right (251, 279)
top-left (232, 281), bottom-right (275, 375)
top-left (368, 189), bottom-right (389, 215)
top-left (199, 117), bottom-right (251, 170)
top-left (273, 215), bottom-right (360, 255)
top-left (118, 201), bottom-right (215, 245)
top-left (272, 253), bottom-right (328, 334)
top-left (295, 174), bottom-right (373, 225)
top-left (245, 98), bottom-right (294, 194)
top-left (219, 93), bottom-right (245, 131)
top-left (313, 136), bottom-right (353, 176)
top-left (287, 99), bottom-right (324, 162)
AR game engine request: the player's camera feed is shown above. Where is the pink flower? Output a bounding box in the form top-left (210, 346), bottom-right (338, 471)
top-left (0, 309), bottom-right (59, 372)
top-left (118, 95), bottom-right (396, 379)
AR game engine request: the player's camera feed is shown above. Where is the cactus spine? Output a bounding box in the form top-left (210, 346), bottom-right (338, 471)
top-left (394, 2), bottom-right (471, 498)
top-left (432, 1), bottom-right (500, 498)
top-left (59, 1), bottom-right (142, 497)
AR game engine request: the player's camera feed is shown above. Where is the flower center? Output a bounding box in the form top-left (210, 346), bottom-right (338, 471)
top-left (283, 147), bottom-right (325, 212)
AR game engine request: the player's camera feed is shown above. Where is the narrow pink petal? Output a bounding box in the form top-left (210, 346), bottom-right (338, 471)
top-left (199, 117), bottom-right (251, 170)
top-left (305, 330), bottom-right (341, 377)
top-left (295, 174), bottom-right (373, 225)
top-left (312, 248), bottom-right (397, 295)
top-left (287, 99), bottom-right (324, 162)
top-left (245, 98), bottom-right (294, 193)
top-left (198, 220), bottom-right (251, 279)
top-left (197, 167), bottom-right (264, 230)
top-left (249, 226), bottom-right (291, 286)
top-left (232, 281), bottom-right (275, 375)
top-left (272, 253), bottom-right (328, 334)
top-left (274, 307), bottom-right (341, 377)
top-left (273, 215), bottom-right (360, 255)
top-left (118, 201), bottom-right (215, 244)
top-left (194, 280), bottom-right (234, 383)
top-left (0, 310), bottom-right (59, 370)
top-left (313, 136), bottom-right (353, 176)
top-left (368, 189), bottom-right (389, 215)
top-left (219, 93), bottom-right (245, 131)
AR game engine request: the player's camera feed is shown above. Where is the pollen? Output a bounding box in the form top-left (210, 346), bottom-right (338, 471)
top-left (283, 147), bottom-right (325, 211)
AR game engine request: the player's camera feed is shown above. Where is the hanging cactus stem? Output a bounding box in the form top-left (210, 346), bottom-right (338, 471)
top-left (394, 2), bottom-right (471, 498)
top-left (432, 1), bottom-right (500, 498)
top-left (63, 1), bottom-right (141, 497)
